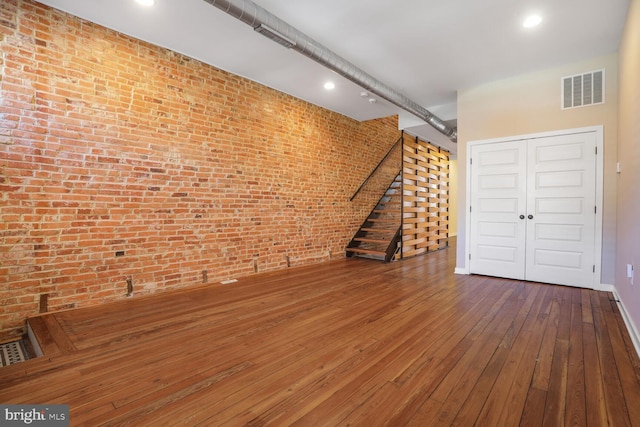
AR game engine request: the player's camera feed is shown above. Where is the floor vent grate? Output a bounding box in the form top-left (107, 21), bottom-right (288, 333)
top-left (0, 340), bottom-right (29, 367)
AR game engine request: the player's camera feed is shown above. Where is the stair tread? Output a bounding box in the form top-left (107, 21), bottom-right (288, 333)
top-left (345, 247), bottom-right (386, 256)
top-left (367, 218), bottom-right (399, 223)
top-left (361, 227), bottom-right (397, 233)
top-left (354, 238), bottom-right (392, 244)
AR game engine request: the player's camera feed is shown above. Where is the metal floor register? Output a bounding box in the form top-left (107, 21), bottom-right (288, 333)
top-left (0, 340), bottom-right (29, 367)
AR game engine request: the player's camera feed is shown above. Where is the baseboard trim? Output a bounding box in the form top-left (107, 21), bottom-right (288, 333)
top-left (454, 267), bottom-right (468, 275)
top-left (595, 283), bottom-right (615, 292)
top-left (613, 290), bottom-right (640, 360)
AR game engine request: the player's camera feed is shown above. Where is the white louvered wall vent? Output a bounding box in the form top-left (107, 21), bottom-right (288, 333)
top-left (562, 69), bottom-right (605, 110)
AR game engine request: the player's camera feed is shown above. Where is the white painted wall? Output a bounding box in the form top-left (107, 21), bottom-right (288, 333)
top-left (615, 0), bottom-right (640, 348)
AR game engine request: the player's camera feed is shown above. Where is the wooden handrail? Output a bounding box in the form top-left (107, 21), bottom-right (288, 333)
top-left (350, 134), bottom-right (403, 201)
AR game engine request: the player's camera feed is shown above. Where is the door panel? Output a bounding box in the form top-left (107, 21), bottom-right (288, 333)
top-left (536, 197), bottom-right (584, 214)
top-left (525, 133), bottom-right (596, 287)
top-left (469, 141), bottom-right (527, 280)
top-left (535, 223), bottom-right (583, 241)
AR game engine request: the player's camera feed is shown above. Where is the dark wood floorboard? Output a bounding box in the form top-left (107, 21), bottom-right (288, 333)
top-left (2, 242), bottom-right (640, 426)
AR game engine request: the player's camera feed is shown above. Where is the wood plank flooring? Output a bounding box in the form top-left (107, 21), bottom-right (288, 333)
top-left (2, 243), bottom-right (640, 426)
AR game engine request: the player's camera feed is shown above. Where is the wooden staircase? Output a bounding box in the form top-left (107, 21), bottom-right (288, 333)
top-left (346, 173), bottom-right (402, 262)
top-left (346, 132), bottom-right (450, 262)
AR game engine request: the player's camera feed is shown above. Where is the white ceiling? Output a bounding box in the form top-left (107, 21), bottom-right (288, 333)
top-left (36, 0), bottom-right (629, 154)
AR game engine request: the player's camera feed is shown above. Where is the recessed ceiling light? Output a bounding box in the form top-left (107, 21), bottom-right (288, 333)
top-left (135, 0), bottom-right (155, 6)
top-left (523, 14), bottom-right (542, 28)
top-left (324, 82), bottom-right (335, 90)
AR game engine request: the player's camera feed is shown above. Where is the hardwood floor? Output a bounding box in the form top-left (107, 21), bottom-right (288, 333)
top-left (2, 244), bottom-right (640, 426)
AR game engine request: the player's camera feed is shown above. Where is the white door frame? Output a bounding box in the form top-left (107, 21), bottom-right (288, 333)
top-left (462, 125), bottom-right (605, 290)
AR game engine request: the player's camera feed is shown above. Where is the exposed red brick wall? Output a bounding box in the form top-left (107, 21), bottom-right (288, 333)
top-left (0, 0), bottom-right (401, 340)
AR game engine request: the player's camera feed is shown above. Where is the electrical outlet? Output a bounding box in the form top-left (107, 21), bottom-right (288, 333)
top-left (627, 264), bottom-right (634, 285)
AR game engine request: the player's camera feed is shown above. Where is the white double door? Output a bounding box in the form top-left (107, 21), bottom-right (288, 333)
top-left (469, 132), bottom-right (598, 288)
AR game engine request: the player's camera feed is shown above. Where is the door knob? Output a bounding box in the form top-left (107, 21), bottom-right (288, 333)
top-left (519, 215), bottom-right (525, 219)
top-left (528, 214), bottom-right (534, 219)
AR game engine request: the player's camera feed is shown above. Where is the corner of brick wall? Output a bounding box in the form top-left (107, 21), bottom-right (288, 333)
top-left (0, 0), bottom-right (401, 340)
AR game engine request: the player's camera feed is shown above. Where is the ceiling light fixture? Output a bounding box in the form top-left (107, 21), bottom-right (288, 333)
top-left (324, 82), bottom-right (335, 90)
top-left (523, 14), bottom-right (542, 28)
top-left (135, 0), bottom-right (155, 6)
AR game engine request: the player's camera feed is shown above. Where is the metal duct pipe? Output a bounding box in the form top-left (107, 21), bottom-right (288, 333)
top-left (201, 0), bottom-right (458, 142)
